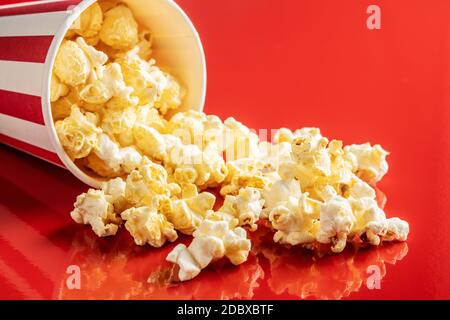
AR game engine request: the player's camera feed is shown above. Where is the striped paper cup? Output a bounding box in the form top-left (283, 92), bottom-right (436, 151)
top-left (0, 0), bottom-right (207, 187)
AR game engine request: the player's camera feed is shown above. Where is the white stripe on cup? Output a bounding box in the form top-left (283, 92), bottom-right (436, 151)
top-left (0, 60), bottom-right (43, 96)
top-left (0, 11), bottom-right (68, 37)
top-left (0, 113), bottom-right (54, 152)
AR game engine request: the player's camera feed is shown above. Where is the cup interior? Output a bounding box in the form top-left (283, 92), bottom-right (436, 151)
top-left (42, 0), bottom-right (206, 188)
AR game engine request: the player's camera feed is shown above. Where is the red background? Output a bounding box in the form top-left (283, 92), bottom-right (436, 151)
top-left (1, 0), bottom-right (450, 299)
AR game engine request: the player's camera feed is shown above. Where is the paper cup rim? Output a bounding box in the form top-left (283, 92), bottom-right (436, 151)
top-left (41, 0), bottom-right (207, 188)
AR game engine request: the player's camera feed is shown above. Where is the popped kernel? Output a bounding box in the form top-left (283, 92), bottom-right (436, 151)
top-left (263, 179), bottom-right (321, 246)
top-left (116, 47), bottom-right (177, 109)
top-left (166, 110), bottom-right (225, 151)
top-left (223, 117), bottom-right (259, 161)
top-left (54, 40), bottom-right (91, 86)
top-left (316, 186), bottom-right (356, 253)
top-left (134, 105), bottom-right (168, 132)
top-left (55, 105), bottom-right (101, 159)
top-left (79, 62), bottom-right (137, 107)
top-left (101, 177), bottom-right (129, 213)
top-left (136, 30), bottom-right (152, 60)
top-left (150, 133), bottom-right (228, 188)
top-left (124, 160), bottom-right (180, 207)
top-left (50, 74), bottom-right (69, 102)
top-left (344, 143), bottom-right (389, 183)
top-left (70, 2), bottom-right (103, 38)
top-left (218, 187), bottom-right (264, 231)
top-left (87, 133), bottom-right (142, 177)
top-left (75, 37), bottom-right (108, 79)
top-left (154, 73), bottom-right (184, 115)
top-left (132, 123), bottom-right (167, 161)
top-left (99, 5), bottom-right (138, 50)
top-left (159, 185), bottom-right (216, 235)
top-left (121, 205), bottom-right (178, 247)
top-left (71, 189), bottom-right (121, 237)
top-left (101, 106), bottom-right (136, 146)
top-left (166, 218), bottom-right (251, 281)
top-left (220, 158), bottom-right (274, 196)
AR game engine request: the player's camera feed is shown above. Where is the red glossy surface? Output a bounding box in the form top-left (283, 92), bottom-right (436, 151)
top-left (1, 0), bottom-right (450, 299)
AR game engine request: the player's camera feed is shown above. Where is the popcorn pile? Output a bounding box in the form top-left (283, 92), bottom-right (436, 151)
top-left (54, 1), bottom-right (409, 282)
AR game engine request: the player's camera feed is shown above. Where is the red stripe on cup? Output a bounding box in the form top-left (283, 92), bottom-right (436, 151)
top-left (0, 89), bottom-right (44, 124)
top-left (0, 0), bottom-right (83, 17)
top-left (0, 133), bottom-right (64, 167)
top-left (0, 36), bottom-right (53, 63)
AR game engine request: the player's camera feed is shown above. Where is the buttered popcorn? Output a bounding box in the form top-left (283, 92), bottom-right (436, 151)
top-left (59, 1), bottom-right (409, 283)
top-left (166, 217), bottom-right (251, 281)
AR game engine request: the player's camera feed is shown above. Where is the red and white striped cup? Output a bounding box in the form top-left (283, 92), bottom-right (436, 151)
top-left (0, 0), bottom-right (206, 187)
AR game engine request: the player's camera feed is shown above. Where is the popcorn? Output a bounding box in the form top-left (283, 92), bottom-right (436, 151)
top-left (292, 135), bottom-right (331, 177)
top-left (348, 185), bottom-right (409, 246)
top-left (218, 187), bottom-right (264, 231)
top-left (87, 133), bottom-right (142, 177)
top-left (136, 30), bottom-right (152, 60)
top-left (223, 117), bottom-right (259, 161)
top-left (274, 127), bottom-right (323, 144)
top-left (75, 37), bottom-right (108, 78)
top-left (116, 47), bottom-right (180, 110)
top-left (166, 218), bottom-right (251, 281)
top-left (164, 135), bottom-right (228, 188)
top-left (344, 143), bottom-right (389, 183)
top-left (99, 5), bottom-right (138, 50)
top-left (54, 40), bottom-right (91, 86)
top-left (273, 128), bottom-right (294, 144)
top-left (158, 185), bottom-right (216, 235)
top-left (167, 110), bottom-right (225, 152)
top-left (57, 2), bottom-right (409, 284)
top-left (383, 218), bottom-right (409, 241)
top-left (55, 106), bottom-right (101, 159)
top-left (263, 179), bottom-right (321, 246)
top-left (101, 106), bottom-right (136, 146)
top-left (79, 62), bottom-right (138, 108)
top-left (50, 74), bottom-right (69, 102)
top-left (71, 189), bottom-right (121, 237)
top-left (134, 105), bottom-right (168, 132)
top-left (132, 123), bottom-right (167, 161)
top-left (121, 205), bottom-right (178, 247)
top-left (262, 178), bottom-right (302, 215)
top-left (278, 135), bottom-right (354, 200)
top-left (124, 160), bottom-right (180, 207)
top-left (52, 85), bottom-right (92, 120)
top-left (51, 96), bottom-right (72, 121)
top-left (255, 141), bottom-right (292, 170)
top-left (326, 139), bottom-right (355, 188)
top-left (154, 73), bottom-right (183, 115)
top-left (316, 187), bottom-right (356, 253)
top-left (52, 86), bottom-right (100, 117)
top-left (70, 2), bottom-right (103, 38)
top-left (220, 158), bottom-right (274, 195)
top-left (98, 0), bottom-right (119, 14)
top-left (101, 177), bottom-right (129, 213)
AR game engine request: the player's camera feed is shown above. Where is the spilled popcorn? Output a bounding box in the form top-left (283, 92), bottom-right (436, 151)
top-left (55, 1), bottom-right (409, 282)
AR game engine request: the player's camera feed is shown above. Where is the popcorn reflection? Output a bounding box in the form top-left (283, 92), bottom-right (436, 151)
top-left (58, 228), bottom-right (264, 299)
top-left (250, 225), bottom-right (408, 299)
top-left (59, 224), bottom-right (407, 300)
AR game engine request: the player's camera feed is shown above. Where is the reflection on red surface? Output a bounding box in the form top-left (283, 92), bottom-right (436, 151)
top-left (55, 222), bottom-right (407, 300)
top-left (251, 226), bottom-right (408, 300)
top-left (58, 229), bottom-right (264, 300)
